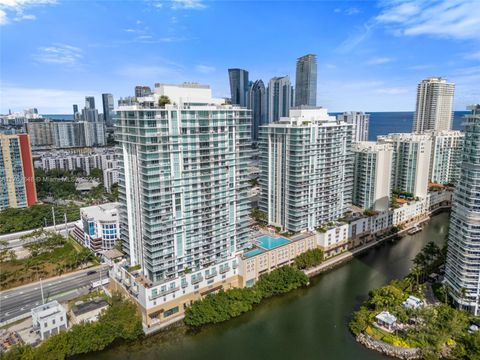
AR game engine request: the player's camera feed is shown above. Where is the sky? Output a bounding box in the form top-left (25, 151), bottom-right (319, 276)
top-left (0, 0), bottom-right (479, 114)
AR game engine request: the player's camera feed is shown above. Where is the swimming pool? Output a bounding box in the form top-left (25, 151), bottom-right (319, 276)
top-left (257, 235), bottom-right (291, 250)
top-left (243, 248), bottom-right (265, 258)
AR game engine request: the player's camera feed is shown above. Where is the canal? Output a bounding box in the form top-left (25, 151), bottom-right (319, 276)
top-left (82, 211), bottom-right (450, 360)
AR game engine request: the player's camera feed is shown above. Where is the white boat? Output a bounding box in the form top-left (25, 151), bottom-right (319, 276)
top-left (407, 226), bottom-right (422, 235)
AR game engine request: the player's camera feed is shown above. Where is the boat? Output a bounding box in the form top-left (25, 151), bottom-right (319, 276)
top-left (407, 225), bottom-right (422, 235)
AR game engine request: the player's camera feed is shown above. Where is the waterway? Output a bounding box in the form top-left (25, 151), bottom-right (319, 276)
top-left (81, 212), bottom-right (450, 360)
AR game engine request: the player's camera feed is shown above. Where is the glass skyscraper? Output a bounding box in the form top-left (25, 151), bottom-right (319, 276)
top-left (267, 76), bottom-right (292, 123)
top-left (294, 54), bottom-right (317, 107)
top-left (228, 68), bottom-right (249, 107)
top-left (102, 93), bottom-right (115, 127)
top-left (445, 105), bottom-right (480, 315)
top-left (248, 79), bottom-right (267, 142)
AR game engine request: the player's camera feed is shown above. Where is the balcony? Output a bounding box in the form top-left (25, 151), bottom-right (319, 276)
top-left (149, 285), bottom-right (179, 300)
top-left (191, 275), bottom-right (204, 284)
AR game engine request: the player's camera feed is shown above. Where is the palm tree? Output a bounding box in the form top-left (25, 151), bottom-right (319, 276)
top-left (459, 287), bottom-right (467, 310)
top-left (411, 265), bottom-right (422, 287)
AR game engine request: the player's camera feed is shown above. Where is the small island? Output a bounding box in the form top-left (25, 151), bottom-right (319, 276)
top-left (350, 241), bottom-right (480, 360)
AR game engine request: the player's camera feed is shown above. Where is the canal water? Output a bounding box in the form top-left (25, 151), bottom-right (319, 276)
top-left (81, 212), bottom-right (450, 360)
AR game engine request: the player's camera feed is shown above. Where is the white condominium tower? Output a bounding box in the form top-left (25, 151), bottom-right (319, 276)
top-left (429, 130), bottom-right (464, 186)
top-left (353, 142), bottom-right (393, 211)
top-left (413, 77), bottom-right (454, 133)
top-left (259, 107), bottom-right (353, 233)
top-left (336, 111), bottom-right (370, 142)
top-left (445, 105), bottom-right (480, 315)
top-left (378, 133), bottom-right (432, 198)
top-left (116, 83), bottom-right (252, 283)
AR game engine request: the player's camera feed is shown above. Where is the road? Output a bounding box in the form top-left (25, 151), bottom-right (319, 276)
top-left (0, 265), bottom-right (109, 324)
top-left (0, 221), bottom-right (77, 249)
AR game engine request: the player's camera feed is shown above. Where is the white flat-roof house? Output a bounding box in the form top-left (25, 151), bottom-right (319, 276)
top-left (31, 301), bottom-right (68, 340)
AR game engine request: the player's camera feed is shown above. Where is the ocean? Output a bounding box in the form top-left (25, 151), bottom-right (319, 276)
top-left (366, 111), bottom-right (467, 141)
top-left (42, 111), bottom-right (469, 141)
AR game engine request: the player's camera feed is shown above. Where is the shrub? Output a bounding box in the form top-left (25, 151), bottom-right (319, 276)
top-left (184, 266), bottom-right (308, 328)
top-left (294, 249), bottom-right (324, 270)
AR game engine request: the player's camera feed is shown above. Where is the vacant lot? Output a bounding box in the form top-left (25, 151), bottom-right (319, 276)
top-left (0, 233), bottom-right (97, 290)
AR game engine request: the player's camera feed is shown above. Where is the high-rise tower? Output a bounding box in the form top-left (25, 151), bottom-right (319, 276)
top-left (102, 93), bottom-right (115, 127)
top-left (445, 105), bottom-right (480, 315)
top-left (295, 54), bottom-right (317, 107)
top-left (248, 79), bottom-right (267, 142)
top-left (267, 76), bottom-right (292, 123)
top-left (116, 83), bottom-right (252, 283)
top-left (413, 77), bottom-right (454, 133)
top-left (0, 134), bottom-right (37, 210)
top-left (228, 68), bottom-right (249, 107)
top-left (259, 107), bottom-right (353, 232)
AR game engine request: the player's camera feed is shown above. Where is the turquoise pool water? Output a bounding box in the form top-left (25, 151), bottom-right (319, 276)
top-left (243, 248), bottom-right (264, 258)
top-left (257, 235), bottom-right (291, 250)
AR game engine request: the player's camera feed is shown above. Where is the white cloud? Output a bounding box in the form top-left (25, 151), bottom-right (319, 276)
top-left (34, 44), bottom-right (82, 66)
top-left (0, 0), bottom-right (56, 25)
top-left (376, 0), bottom-right (480, 40)
top-left (0, 84), bottom-right (98, 113)
top-left (336, 22), bottom-right (375, 53)
top-left (0, 9), bottom-right (7, 24)
top-left (195, 64), bottom-right (215, 74)
top-left (334, 7), bottom-right (361, 15)
top-left (171, 0), bottom-right (206, 10)
top-left (367, 57), bottom-right (395, 65)
top-left (345, 7), bottom-right (360, 15)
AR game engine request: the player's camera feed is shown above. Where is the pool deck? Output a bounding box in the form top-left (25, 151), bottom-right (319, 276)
top-left (243, 235), bottom-right (293, 258)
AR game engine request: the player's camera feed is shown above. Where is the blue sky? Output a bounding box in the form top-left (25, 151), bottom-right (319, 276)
top-left (1, 0), bottom-right (479, 113)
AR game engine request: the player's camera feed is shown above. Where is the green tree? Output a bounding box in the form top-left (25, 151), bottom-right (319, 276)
top-left (159, 95), bottom-right (171, 107)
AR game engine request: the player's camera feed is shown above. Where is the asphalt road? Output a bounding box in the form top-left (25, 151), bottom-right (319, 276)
top-left (0, 265), bottom-right (109, 324)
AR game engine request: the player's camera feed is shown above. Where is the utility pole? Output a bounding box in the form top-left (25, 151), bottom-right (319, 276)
top-left (64, 212), bottom-right (68, 236)
top-left (52, 207), bottom-right (56, 232)
top-left (40, 278), bottom-right (45, 304)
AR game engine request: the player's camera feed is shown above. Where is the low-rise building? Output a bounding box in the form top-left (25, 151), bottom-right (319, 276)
top-left (240, 233), bottom-right (317, 287)
top-left (73, 203), bottom-right (119, 253)
top-left (316, 223), bottom-right (349, 256)
top-left (70, 298), bottom-right (109, 324)
top-left (402, 295), bottom-right (424, 309)
top-left (375, 311), bottom-right (397, 331)
top-left (31, 301), bottom-right (67, 340)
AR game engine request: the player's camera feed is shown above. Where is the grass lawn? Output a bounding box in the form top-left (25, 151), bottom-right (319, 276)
top-left (0, 238), bottom-right (97, 290)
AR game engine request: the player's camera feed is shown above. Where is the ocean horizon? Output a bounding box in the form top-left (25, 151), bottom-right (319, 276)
top-left (43, 111), bottom-right (469, 142)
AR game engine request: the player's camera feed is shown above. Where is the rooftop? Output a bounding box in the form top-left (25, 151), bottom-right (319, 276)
top-left (81, 202), bottom-right (119, 221)
top-left (72, 298), bottom-right (109, 317)
top-left (376, 311), bottom-right (397, 325)
top-left (31, 300), bottom-right (65, 319)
